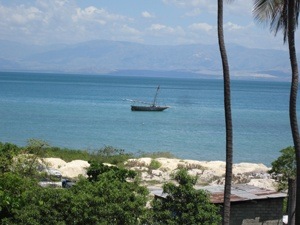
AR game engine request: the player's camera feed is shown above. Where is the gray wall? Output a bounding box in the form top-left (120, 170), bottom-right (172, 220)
top-left (228, 198), bottom-right (284, 225)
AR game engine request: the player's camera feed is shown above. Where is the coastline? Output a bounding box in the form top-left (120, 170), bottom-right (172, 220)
top-left (43, 157), bottom-right (277, 191)
top-left (0, 73), bottom-right (293, 166)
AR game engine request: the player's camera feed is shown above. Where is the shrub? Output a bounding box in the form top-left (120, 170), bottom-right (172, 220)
top-left (149, 159), bottom-right (162, 170)
top-left (149, 169), bottom-right (221, 225)
top-left (269, 146), bottom-right (296, 191)
top-left (177, 163), bottom-right (206, 171)
top-left (87, 161), bottom-right (137, 182)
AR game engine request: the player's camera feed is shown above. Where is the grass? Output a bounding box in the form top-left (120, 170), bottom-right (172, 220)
top-left (24, 141), bottom-right (176, 166)
top-left (44, 146), bottom-right (134, 166)
top-left (125, 160), bottom-right (147, 168)
top-left (177, 163), bottom-right (206, 171)
top-left (44, 147), bottom-right (92, 162)
top-left (136, 151), bottom-right (176, 159)
top-left (2, 140), bottom-right (177, 167)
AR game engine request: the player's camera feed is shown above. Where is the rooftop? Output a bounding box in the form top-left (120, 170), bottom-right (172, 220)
top-left (149, 184), bottom-right (286, 204)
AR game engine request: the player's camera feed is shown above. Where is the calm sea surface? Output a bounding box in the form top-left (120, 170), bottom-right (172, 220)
top-left (0, 72), bottom-right (297, 165)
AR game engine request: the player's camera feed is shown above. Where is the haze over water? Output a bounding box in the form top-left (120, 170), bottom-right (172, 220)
top-left (0, 72), bottom-right (297, 165)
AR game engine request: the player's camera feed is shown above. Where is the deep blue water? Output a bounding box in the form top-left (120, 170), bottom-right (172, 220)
top-left (0, 72), bottom-right (297, 165)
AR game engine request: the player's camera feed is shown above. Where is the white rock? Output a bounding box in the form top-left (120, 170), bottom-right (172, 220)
top-left (57, 160), bottom-right (90, 179)
top-left (247, 178), bottom-right (277, 191)
top-left (42, 157), bottom-right (67, 169)
top-left (151, 169), bottom-right (162, 176)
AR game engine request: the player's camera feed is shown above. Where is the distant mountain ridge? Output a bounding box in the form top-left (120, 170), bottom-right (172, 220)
top-left (0, 39), bottom-right (291, 81)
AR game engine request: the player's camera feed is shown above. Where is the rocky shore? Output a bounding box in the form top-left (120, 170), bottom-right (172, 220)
top-left (43, 157), bottom-right (277, 191)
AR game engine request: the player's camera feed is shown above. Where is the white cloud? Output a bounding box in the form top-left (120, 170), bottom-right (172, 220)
top-left (225, 0), bottom-right (252, 16)
top-left (0, 5), bottom-right (42, 25)
top-left (145, 23), bottom-right (186, 43)
top-left (0, 0), bottom-right (294, 49)
top-left (188, 23), bottom-right (213, 32)
top-left (224, 22), bottom-right (244, 31)
top-left (184, 8), bottom-right (202, 17)
top-left (0, 1), bottom-right (136, 44)
top-left (72, 6), bottom-right (129, 24)
top-left (149, 24), bottom-right (175, 34)
top-left (163, 0), bottom-right (216, 12)
top-left (121, 25), bottom-right (141, 35)
top-left (142, 11), bottom-right (155, 18)
top-left (54, 0), bottom-right (69, 7)
top-left (163, 0), bottom-right (203, 7)
top-left (163, 0), bottom-right (252, 16)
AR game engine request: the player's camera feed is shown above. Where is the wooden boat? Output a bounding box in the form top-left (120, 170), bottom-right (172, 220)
top-left (130, 86), bottom-right (169, 112)
top-left (131, 105), bottom-right (169, 111)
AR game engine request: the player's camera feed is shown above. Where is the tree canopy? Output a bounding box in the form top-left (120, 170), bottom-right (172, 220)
top-left (269, 146), bottom-right (296, 190)
top-left (150, 169), bottom-right (221, 225)
top-left (0, 141), bottom-right (224, 224)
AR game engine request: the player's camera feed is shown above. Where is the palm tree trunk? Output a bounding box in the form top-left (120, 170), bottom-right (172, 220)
top-left (287, 0), bottom-right (300, 224)
top-left (288, 178), bottom-right (296, 225)
top-left (217, 0), bottom-right (233, 224)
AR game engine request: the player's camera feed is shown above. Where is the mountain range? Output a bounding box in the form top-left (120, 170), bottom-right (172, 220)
top-left (0, 39), bottom-right (292, 81)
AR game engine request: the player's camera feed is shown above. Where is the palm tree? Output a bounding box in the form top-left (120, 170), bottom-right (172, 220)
top-left (253, 0), bottom-right (300, 224)
top-left (217, 1), bottom-right (233, 224)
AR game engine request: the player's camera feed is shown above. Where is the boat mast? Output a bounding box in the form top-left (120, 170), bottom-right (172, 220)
top-left (152, 85), bottom-right (160, 106)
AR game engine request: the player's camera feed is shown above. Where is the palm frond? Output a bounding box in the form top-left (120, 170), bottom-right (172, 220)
top-left (296, 0), bottom-right (300, 26)
top-left (253, 0), bottom-right (289, 42)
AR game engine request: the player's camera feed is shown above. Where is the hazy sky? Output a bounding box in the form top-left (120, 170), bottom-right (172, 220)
top-left (0, 0), bottom-right (297, 50)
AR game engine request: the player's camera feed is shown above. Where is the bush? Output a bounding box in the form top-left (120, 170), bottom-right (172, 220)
top-left (1, 165), bottom-right (148, 225)
top-left (0, 142), bottom-right (21, 173)
top-left (87, 161), bottom-right (137, 182)
top-left (42, 144), bottom-right (133, 165)
top-left (94, 146), bottom-right (133, 165)
top-left (269, 146), bottom-right (296, 191)
top-left (149, 169), bottom-right (221, 225)
top-left (44, 146), bottom-right (91, 162)
top-left (149, 159), bottom-right (162, 170)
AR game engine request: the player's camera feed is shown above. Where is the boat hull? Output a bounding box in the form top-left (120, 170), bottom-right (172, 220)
top-left (131, 105), bottom-right (169, 111)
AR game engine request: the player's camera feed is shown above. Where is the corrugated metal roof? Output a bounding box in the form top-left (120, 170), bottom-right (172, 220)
top-left (148, 184), bottom-right (286, 204)
top-left (197, 184), bottom-right (287, 204)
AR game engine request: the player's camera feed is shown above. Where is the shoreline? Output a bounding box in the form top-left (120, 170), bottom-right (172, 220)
top-left (43, 157), bottom-right (277, 191)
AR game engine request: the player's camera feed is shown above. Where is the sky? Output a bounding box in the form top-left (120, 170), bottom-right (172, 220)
top-left (0, 0), bottom-right (298, 50)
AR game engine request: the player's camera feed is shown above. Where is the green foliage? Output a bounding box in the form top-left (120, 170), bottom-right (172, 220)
top-left (44, 145), bottom-right (133, 165)
top-left (149, 169), bottom-right (221, 225)
top-left (177, 163), bottom-right (206, 171)
top-left (269, 146), bottom-right (296, 190)
top-left (149, 159), bottom-right (162, 170)
top-left (0, 172), bottom-right (40, 222)
top-left (137, 151), bottom-right (176, 159)
top-left (0, 142), bottom-right (21, 174)
top-left (25, 139), bottom-right (49, 156)
top-left (0, 141), bottom-right (222, 224)
top-left (6, 187), bottom-right (73, 225)
top-left (10, 139), bottom-right (50, 179)
top-left (95, 146), bottom-right (134, 165)
top-left (67, 177), bottom-right (148, 225)
top-left (1, 167), bottom-right (148, 225)
top-left (43, 146), bottom-right (91, 162)
top-left (87, 161), bottom-right (137, 182)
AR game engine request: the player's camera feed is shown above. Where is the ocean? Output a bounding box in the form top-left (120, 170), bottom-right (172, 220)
top-left (0, 72), bottom-right (297, 165)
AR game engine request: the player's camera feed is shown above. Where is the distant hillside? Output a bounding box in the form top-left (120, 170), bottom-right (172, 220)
top-left (0, 39), bottom-right (291, 81)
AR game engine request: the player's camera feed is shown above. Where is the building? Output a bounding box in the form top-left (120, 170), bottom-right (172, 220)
top-left (149, 184), bottom-right (286, 225)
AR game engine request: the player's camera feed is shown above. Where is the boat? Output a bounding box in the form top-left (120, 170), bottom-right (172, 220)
top-left (131, 105), bottom-right (169, 111)
top-left (130, 86), bottom-right (169, 112)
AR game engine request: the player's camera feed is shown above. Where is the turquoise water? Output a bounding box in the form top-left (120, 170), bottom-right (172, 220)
top-left (0, 72), bottom-right (297, 165)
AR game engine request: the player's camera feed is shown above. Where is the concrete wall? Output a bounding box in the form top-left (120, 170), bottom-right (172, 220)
top-left (229, 198), bottom-right (284, 225)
